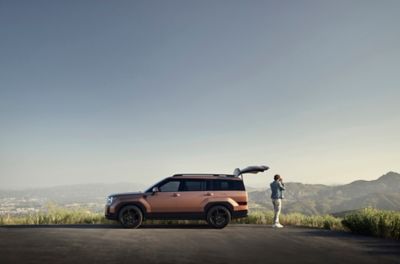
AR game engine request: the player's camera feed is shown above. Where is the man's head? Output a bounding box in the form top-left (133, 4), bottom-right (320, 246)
top-left (274, 174), bottom-right (281, 181)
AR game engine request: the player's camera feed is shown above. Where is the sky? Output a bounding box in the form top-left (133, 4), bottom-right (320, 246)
top-left (0, 0), bottom-right (399, 189)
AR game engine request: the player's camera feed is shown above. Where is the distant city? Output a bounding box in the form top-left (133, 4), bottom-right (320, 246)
top-left (0, 182), bottom-right (145, 215)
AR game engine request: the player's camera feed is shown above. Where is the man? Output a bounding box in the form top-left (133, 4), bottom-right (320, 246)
top-left (270, 174), bottom-right (285, 228)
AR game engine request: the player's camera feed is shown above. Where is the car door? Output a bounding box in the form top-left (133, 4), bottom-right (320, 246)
top-left (145, 179), bottom-right (184, 213)
top-left (178, 179), bottom-right (207, 212)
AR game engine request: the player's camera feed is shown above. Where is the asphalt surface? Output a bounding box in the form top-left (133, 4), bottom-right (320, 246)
top-left (0, 224), bottom-right (399, 264)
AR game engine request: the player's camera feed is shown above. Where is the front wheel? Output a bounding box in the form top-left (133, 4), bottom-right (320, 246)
top-left (206, 205), bottom-right (231, 229)
top-left (118, 205), bottom-right (143, 228)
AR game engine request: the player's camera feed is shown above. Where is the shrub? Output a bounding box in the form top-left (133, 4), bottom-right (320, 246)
top-left (342, 208), bottom-right (400, 240)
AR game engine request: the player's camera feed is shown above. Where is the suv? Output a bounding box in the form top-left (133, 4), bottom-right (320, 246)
top-left (105, 165), bottom-right (268, 228)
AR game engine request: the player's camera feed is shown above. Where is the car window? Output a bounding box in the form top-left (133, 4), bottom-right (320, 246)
top-left (181, 180), bottom-right (206, 191)
top-left (159, 180), bottom-right (181, 192)
top-left (229, 180), bottom-right (245, 190)
top-left (207, 180), bottom-right (245, 191)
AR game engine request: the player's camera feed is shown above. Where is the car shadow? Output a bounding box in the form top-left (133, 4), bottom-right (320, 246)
top-left (140, 224), bottom-right (212, 229)
top-left (1, 223), bottom-right (213, 229)
top-left (1, 224), bottom-right (121, 229)
top-left (299, 229), bottom-right (400, 256)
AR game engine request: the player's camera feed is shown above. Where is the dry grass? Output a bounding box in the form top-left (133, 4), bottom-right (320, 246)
top-left (0, 205), bottom-right (342, 230)
top-left (2, 206), bottom-right (399, 239)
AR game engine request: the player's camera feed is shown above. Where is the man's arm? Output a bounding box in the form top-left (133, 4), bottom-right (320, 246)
top-left (278, 181), bottom-right (286, 190)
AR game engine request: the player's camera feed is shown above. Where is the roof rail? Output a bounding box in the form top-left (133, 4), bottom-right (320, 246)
top-left (172, 173), bottom-right (235, 177)
top-left (171, 165), bottom-right (269, 178)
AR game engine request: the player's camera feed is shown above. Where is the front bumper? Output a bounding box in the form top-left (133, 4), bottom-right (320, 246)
top-left (105, 205), bottom-right (117, 220)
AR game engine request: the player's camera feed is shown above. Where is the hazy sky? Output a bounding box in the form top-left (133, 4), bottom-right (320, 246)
top-left (1, 0), bottom-right (399, 189)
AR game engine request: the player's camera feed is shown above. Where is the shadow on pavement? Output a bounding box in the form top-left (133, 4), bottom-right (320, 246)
top-left (300, 229), bottom-right (400, 256)
top-left (1, 223), bottom-right (212, 229)
top-left (358, 241), bottom-right (400, 256)
top-left (141, 224), bottom-right (212, 229)
top-left (1, 224), bottom-right (121, 229)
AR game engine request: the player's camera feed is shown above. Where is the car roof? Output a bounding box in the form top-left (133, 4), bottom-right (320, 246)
top-left (170, 174), bottom-right (242, 180)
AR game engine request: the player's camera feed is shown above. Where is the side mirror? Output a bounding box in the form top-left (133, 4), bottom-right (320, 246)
top-left (152, 187), bottom-right (159, 194)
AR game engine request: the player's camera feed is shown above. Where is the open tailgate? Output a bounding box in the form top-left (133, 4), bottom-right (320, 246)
top-left (233, 165), bottom-right (269, 177)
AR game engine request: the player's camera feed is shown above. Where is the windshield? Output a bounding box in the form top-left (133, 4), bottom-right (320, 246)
top-left (144, 178), bottom-right (167, 193)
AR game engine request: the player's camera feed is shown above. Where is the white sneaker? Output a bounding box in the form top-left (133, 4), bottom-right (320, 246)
top-left (272, 223), bottom-right (284, 228)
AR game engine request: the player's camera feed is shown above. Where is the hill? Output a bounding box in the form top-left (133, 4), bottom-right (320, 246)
top-left (248, 171), bottom-right (400, 215)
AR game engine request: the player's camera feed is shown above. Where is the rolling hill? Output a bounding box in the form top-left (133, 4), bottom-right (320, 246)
top-left (248, 171), bottom-right (400, 215)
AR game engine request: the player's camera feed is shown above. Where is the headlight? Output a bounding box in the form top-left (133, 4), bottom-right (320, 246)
top-left (106, 196), bottom-right (114, 205)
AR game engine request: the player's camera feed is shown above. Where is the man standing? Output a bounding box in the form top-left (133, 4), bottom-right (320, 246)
top-left (270, 174), bottom-right (285, 228)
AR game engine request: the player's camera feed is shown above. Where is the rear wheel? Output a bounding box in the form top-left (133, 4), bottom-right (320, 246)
top-left (118, 205), bottom-right (143, 228)
top-left (206, 205), bottom-right (231, 229)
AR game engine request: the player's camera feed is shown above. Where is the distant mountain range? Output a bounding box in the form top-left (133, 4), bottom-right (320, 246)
top-left (249, 171), bottom-right (400, 215)
top-left (1, 172), bottom-right (399, 215)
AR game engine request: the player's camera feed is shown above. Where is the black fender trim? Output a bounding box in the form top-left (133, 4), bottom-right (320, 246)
top-left (115, 202), bottom-right (147, 219)
top-left (204, 202), bottom-right (234, 215)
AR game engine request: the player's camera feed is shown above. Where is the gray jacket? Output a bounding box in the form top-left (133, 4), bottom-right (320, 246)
top-left (270, 180), bottom-right (285, 199)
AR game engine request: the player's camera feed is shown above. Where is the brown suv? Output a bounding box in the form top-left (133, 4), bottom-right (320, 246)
top-left (105, 166), bottom-right (268, 228)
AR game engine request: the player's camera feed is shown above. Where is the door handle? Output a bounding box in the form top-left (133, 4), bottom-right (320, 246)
top-left (206, 192), bottom-right (214, 196)
top-left (173, 193), bottom-right (181, 197)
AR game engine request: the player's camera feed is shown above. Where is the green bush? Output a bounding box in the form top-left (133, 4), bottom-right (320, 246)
top-left (342, 208), bottom-right (400, 240)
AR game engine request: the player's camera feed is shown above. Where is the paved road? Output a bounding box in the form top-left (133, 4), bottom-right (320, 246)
top-left (0, 224), bottom-right (399, 264)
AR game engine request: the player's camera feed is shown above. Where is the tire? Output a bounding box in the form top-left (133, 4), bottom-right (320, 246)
top-left (206, 205), bottom-right (231, 229)
top-left (118, 205), bottom-right (143, 228)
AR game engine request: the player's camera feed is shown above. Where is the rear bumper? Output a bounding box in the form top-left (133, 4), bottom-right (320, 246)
top-left (232, 210), bottom-right (248, 219)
